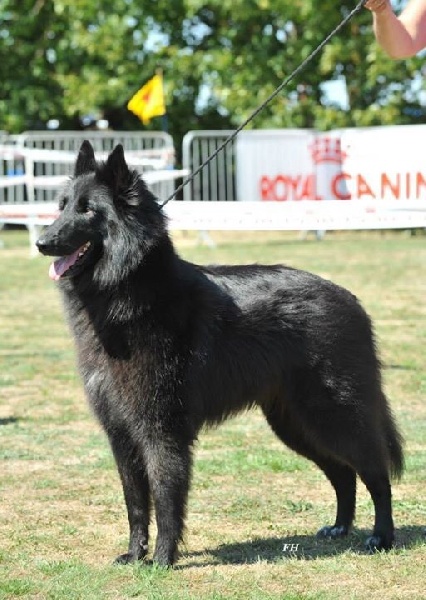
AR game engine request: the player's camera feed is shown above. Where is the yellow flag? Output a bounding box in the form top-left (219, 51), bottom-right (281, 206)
top-left (127, 74), bottom-right (166, 125)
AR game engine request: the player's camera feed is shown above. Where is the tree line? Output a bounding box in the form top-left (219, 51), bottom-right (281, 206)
top-left (0, 0), bottom-right (424, 151)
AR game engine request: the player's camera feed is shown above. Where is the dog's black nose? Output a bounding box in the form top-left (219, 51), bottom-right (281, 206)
top-left (36, 238), bottom-right (49, 253)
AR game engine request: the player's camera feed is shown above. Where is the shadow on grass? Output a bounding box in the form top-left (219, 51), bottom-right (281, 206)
top-left (179, 525), bottom-right (425, 568)
top-left (0, 416), bottom-right (19, 426)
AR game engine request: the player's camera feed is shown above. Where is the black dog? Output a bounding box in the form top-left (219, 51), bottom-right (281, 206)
top-left (37, 141), bottom-right (403, 566)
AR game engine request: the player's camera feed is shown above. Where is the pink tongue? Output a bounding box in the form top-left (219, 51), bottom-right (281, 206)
top-left (49, 248), bottom-right (82, 281)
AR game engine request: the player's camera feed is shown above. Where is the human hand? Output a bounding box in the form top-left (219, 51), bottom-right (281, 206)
top-left (364, 0), bottom-right (391, 13)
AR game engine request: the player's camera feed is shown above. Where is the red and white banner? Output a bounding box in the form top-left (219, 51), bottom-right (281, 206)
top-left (235, 125), bottom-right (426, 229)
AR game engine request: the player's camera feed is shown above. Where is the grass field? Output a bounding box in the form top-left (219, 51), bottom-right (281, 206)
top-left (0, 228), bottom-right (425, 600)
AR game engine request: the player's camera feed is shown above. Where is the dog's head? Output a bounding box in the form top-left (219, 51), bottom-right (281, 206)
top-left (37, 141), bottom-right (167, 287)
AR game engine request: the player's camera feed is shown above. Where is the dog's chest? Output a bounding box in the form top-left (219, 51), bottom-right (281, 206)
top-left (75, 335), bottom-right (160, 427)
top-left (70, 310), bottom-right (169, 411)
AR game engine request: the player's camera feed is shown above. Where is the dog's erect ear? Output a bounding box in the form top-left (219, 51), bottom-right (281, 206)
top-left (103, 144), bottom-right (140, 206)
top-left (106, 144), bottom-right (129, 186)
top-left (74, 140), bottom-right (96, 177)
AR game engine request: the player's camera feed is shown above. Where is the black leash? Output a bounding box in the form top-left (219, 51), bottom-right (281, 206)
top-left (159, 0), bottom-right (367, 208)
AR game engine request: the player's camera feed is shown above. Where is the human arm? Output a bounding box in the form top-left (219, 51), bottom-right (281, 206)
top-left (365, 0), bottom-right (426, 58)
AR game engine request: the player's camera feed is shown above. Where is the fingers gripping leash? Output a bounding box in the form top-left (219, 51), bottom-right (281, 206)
top-left (159, 0), bottom-right (368, 208)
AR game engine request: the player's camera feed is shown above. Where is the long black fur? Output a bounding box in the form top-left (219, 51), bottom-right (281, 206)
top-left (37, 141), bottom-right (404, 566)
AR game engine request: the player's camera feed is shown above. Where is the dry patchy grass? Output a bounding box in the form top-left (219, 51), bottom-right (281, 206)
top-left (0, 229), bottom-right (425, 600)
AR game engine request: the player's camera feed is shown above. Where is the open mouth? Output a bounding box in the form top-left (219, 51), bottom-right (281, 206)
top-left (49, 241), bottom-right (92, 281)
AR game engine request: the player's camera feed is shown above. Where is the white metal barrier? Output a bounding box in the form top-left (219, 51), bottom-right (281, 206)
top-left (12, 130), bottom-right (173, 154)
top-left (182, 130), bottom-right (237, 201)
top-left (1, 131), bottom-right (176, 203)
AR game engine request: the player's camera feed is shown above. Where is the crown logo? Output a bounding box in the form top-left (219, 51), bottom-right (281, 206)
top-left (309, 137), bottom-right (347, 165)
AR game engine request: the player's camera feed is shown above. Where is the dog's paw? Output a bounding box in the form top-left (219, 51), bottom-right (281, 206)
top-left (316, 525), bottom-right (348, 539)
top-left (365, 535), bottom-right (393, 553)
top-left (113, 552), bottom-right (142, 565)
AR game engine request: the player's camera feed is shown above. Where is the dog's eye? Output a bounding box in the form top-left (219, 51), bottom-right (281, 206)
top-left (78, 197), bottom-right (95, 216)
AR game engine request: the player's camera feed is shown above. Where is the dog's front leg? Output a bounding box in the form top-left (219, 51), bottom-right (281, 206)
top-left (107, 427), bottom-right (151, 564)
top-left (145, 436), bottom-right (193, 567)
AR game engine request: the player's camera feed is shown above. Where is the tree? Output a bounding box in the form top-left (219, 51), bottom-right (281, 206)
top-left (0, 0), bottom-right (424, 148)
top-left (0, 0), bottom-right (64, 131)
top-left (0, 0), bottom-right (151, 131)
top-left (166, 0), bottom-right (425, 130)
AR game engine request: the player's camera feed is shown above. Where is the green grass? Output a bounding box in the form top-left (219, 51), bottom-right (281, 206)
top-left (0, 228), bottom-right (425, 600)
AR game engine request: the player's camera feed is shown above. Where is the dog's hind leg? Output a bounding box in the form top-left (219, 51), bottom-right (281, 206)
top-left (269, 399), bottom-right (396, 552)
top-left (107, 428), bottom-right (151, 565)
top-left (350, 448), bottom-right (395, 552)
top-left (262, 403), bottom-right (356, 538)
top-left (316, 424), bottom-right (395, 551)
top-left (293, 399), bottom-right (396, 551)
top-left (314, 458), bottom-right (357, 540)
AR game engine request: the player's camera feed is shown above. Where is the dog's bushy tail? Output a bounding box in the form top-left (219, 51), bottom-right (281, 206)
top-left (383, 396), bottom-right (404, 480)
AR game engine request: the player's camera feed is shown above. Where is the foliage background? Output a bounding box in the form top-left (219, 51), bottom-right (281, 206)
top-left (0, 0), bottom-right (425, 148)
